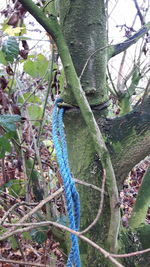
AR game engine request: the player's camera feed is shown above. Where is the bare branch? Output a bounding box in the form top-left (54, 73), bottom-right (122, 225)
top-left (79, 45), bottom-right (109, 79)
top-left (80, 169), bottom-right (106, 234)
top-left (0, 258), bottom-right (50, 267)
top-left (108, 22), bottom-right (150, 59)
top-left (3, 221), bottom-right (150, 265)
top-left (111, 247), bottom-right (150, 258)
top-left (133, 0), bottom-right (145, 25)
top-left (74, 178), bottom-right (108, 195)
top-left (117, 51), bottom-right (127, 91)
top-left (0, 187), bottom-right (64, 238)
top-left (2, 221), bottom-right (125, 267)
top-left (0, 201), bottom-right (37, 225)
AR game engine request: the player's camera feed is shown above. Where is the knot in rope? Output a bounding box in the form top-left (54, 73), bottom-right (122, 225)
top-left (52, 99), bottom-right (81, 267)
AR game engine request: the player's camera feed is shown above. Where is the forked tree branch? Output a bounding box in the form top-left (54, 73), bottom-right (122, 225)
top-left (133, 0), bottom-right (145, 25)
top-left (108, 22), bottom-right (150, 59)
top-left (2, 221), bottom-right (124, 267)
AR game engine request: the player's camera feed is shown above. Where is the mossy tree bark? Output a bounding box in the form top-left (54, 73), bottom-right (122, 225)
top-left (59, 0), bottom-right (107, 105)
top-left (64, 97), bottom-right (150, 266)
top-left (59, 1), bottom-right (150, 266)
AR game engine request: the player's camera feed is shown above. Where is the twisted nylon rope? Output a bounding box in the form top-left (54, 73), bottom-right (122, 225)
top-left (52, 99), bottom-right (81, 267)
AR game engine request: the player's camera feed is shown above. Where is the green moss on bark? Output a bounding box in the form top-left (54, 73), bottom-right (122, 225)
top-left (60, 0), bottom-right (108, 105)
top-left (64, 112), bottom-right (111, 266)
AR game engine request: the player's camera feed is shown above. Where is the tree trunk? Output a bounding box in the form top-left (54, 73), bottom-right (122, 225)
top-left (59, 0), bottom-right (107, 105)
top-left (64, 103), bottom-right (150, 266)
top-left (59, 1), bottom-right (150, 266)
top-left (64, 111), bottom-right (111, 266)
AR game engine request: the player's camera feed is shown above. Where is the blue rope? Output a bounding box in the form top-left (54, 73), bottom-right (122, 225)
top-left (52, 99), bottom-right (81, 267)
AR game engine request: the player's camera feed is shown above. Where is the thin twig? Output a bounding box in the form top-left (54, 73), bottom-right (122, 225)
top-left (79, 45), bottom-right (109, 80)
top-left (0, 187), bottom-right (64, 239)
top-left (107, 66), bottom-right (119, 97)
top-left (74, 178), bottom-right (108, 195)
top-left (117, 51), bottom-right (127, 92)
top-left (37, 44), bottom-right (54, 145)
top-left (1, 158), bottom-right (6, 184)
top-left (133, 0), bottom-right (145, 25)
top-left (2, 221), bottom-right (124, 267)
top-left (9, 59), bottom-right (18, 96)
top-left (110, 247), bottom-right (150, 258)
top-left (19, 188), bottom-right (64, 224)
top-left (108, 0), bottom-right (119, 18)
top-left (15, 236), bottom-right (27, 264)
top-left (80, 169), bottom-right (106, 234)
top-left (0, 201), bottom-right (37, 225)
top-left (0, 258), bottom-right (50, 267)
top-left (43, 0), bottom-right (55, 12)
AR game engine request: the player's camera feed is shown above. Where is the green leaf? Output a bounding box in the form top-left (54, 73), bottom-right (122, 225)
top-left (0, 50), bottom-right (7, 65)
top-left (0, 136), bottom-right (11, 158)
top-left (2, 37), bottom-right (19, 63)
top-left (6, 179), bottom-right (23, 197)
top-left (17, 92), bottom-right (41, 104)
top-left (28, 105), bottom-right (43, 125)
top-left (8, 236), bottom-right (18, 250)
top-left (22, 231), bottom-right (32, 241)
top-left (30, 228), bottom-right (48, 244)
top-left (23, 54), bottom-right (49, 79)
top-left (0, 114), bottom-right (21, 132)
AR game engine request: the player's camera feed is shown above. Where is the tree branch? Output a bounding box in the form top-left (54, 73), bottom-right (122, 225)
top-left (74, 178), bottom-right (108, 195)
top-left (110, 247), bottom-right (150, 258)
top-left (133, 0), bottom-right (145, 25)
top-left (129, 165), bottom-right (150, 228)
top-left (0, 187), bottom-right (64, 239)
top-left (0, 201), bottom-right (37, 225)
top-left (0, 258), bottom-right (50, 267)
top-left (108, 22), bottom-right (150, 59)
top-left (3, 222), bottom-right (150, 264)
top-left (102, 97), bottom-right (150, 186)
top-left (2, 221), bottom-right (124, 267)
